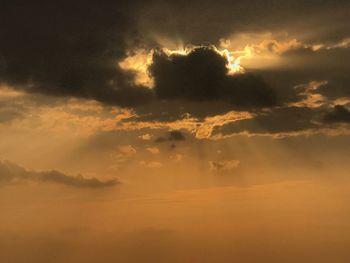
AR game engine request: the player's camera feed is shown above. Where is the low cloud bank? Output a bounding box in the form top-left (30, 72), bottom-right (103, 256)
top-left (0, 160), bottom-right (118, 188)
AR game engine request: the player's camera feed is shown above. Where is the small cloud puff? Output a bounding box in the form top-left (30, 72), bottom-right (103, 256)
top-left (209, 160), bottom-right (240, 171)
top-left (139, 133), bottom-right (153, 140)
top-left (146, 147), bottom-right (160, 154)
top-left (119, 145), bottom-right (137, 156)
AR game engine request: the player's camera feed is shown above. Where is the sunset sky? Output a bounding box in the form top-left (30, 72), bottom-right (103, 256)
top-left (1, 1), bottom-right (350, 262)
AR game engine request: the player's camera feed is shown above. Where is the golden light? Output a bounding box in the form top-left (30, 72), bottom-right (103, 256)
top-left (118, 45), bottom-right (247, 88)
top-left (162, 47), bottom-right (190, 56)
top-left (163, 45), bottom-right (246, 74)
top-left (219, 49), bottom-right (245, 74)
top-left (119, 35), bottom-right (316, 86)
top-left (118, 49), bottom-right (155, 88)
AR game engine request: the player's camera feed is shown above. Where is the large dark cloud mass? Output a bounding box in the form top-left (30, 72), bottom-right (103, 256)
top-left (0, 0), bottom-right (153, 107)
top-left (1, 0), bottom-right (350, 122)
top-left (151, 47), bottom-right (277, 108)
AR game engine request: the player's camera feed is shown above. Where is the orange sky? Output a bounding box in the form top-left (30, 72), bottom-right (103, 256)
top-left (1, 1), bottom-right (350, 262)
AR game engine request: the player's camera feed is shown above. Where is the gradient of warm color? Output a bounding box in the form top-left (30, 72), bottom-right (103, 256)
top-left (1, 1), bottom-right (350, 263)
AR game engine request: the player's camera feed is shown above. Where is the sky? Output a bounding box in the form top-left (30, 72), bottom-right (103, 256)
top-left (1, 1), bottom-right (350, 262)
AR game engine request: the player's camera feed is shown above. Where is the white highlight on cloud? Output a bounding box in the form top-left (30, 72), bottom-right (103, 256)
top-left (139, 134), bottom-right (153, 140)
top-left (118, 44), bottom-right (246, 89)
top-left (118, 49), bottom-right (155, 88)
top-left (220, 33), bottom-right (350, 70)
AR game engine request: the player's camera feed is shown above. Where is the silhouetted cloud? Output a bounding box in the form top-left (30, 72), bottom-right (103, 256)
top-left (169, 130), bottom-right (186, 141)
top-left (1, 0), bottom-right (350, 129)
top-left (150, 47), bottom-right (277, 108)
top-left (0, 160), bottom-right (118, 188)
top-left (155, 130), bottom-right (186, 143)
top-left (0, 0), bottom-right (153, 107)
top-left (324, 105), bottom-right (350, 123)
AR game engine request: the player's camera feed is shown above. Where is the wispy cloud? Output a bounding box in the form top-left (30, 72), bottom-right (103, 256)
top-left (0, 160), bottom-right (118, 188)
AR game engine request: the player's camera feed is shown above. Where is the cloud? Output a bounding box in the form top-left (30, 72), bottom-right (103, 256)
top-left (1, 0), bottom-right (350, 137)
top-left (289, 81), bottom-right (328, 108)
top-left (139, 134), bottom-right (153, 140)
top-left (209, 160), bottom-right (240, 171)
top-left (119, 145), bottom-right (137, 156)
top-left (1, 0), bottom-right (349, 113)
top-left (271, 46), bottom-right (350, 102)
top-left (0, 160), bottom-right (118, 188)
top-left (170, 154), bottom-right (183, 162)
top-left (146, 147), bottom-right (160, 154)
top-left (195, 111), bottom-right (254, 139)
top-left (213, 106), bottom-right (322, 137)
top-left (0, 1), bottom-right (153, 107)
top-left (0, 108), bottom-right (23, 124)
top-left (324, 105), bottom-right (350, 123)
top-left (40, 171), bottom-right (117, 188)
top-left (155, 130), bottom-right (186, 143)
top-left (168, 130), bottom-right (186, 141)
top-left (150, 47), bottom-right (278, 108)
top-left (1, 82), bottom-right (347, 141)
top-left (139, 0), bottom-right (350, 46)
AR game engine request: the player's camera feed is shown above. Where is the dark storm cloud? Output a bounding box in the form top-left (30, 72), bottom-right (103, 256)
top-left (0, 0), bottom-right (153, 107)
top-left (1, 0), bottom-right (349, 122)
top-left (0, 1), bottom-right (279, 111)
top-left (324, 105), bottom-right (350, 124)
top-left (140, 0), bottom-right (350, 116)
top-left (150, 47), bottom-right (277, 108)
top-left (0, 160), bottom-right (118, 188)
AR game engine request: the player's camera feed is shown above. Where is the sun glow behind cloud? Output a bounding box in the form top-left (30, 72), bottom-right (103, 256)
top-left (163, 45), bottom-right (246, 74)
top-left (119, 32), bottom-right (339, 88)
top-left (118, 49), bottom-right (155, 88)
top-left (119, 33), bottom-right (332, 89)
top-left (119, 44), bottom-right (246, 88)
